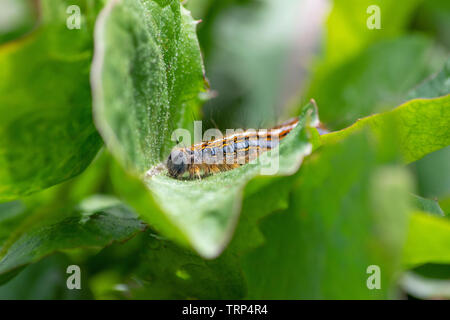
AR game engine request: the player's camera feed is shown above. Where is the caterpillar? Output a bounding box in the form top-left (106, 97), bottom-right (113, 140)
top-left (166, 118), bottom-right (299, 179)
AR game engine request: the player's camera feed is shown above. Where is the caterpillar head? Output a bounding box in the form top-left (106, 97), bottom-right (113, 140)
top-left (166, 148), bottom-right (191, 178)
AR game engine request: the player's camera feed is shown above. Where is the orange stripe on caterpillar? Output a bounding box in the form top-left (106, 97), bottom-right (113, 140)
top-left (166, 118), bottom-right (299, 179)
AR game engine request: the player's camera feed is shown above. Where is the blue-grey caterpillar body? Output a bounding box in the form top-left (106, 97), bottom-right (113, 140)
top-left (166, 118), bottom-right (299, 179)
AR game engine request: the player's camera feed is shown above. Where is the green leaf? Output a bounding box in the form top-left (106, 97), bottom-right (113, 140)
top-left (0, 201), bottom-right (27, 249)
top-left (414, 146), bottom-right (450, 200)
top-left (407, 58), bottom-right (450, 100)
top-left (0, 0), bottom-right (103, 201)
top-left (91, 0), bottom-right (207, 172)
top-left (308, 35), bottom-right (434, 129)
top-left (401, 77), bottom-right (450, 268)
top-left (411, 194), bottom-right (445, 216)
top-left (409, 60), bottom-right (450, 201)
top-left (0, 195), bottom-right (146, 284)
top-left (403, 211), bottom-right (450, 268)
top-left (305, 0), bottom-right (444, 129)
top-left (0, 254), bottom-right (91, 299)
top-left (128, 230), bottom-right (246, 299)
top-left (241, 131), bottom-right (413, 299)
top-left (439, 197), bottom-right (450, 215)
top-left (320, 95), bottom-right (450, 163)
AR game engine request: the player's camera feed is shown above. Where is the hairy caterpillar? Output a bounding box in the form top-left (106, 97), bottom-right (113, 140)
top-left (166, 118), bottom-right (299, 179)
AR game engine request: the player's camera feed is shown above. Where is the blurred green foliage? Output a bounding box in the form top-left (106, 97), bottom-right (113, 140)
top-left (0, 0), bottom-right (103, 200)
top-left (0, 0), bottom-right (449, 300)
top-left (0, 0), bottom-right (37, 45)
top-left (188, 0), bottom-right (306, 129)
